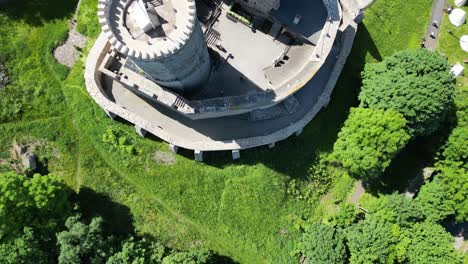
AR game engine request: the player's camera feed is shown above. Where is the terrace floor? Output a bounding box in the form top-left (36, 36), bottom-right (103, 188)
top-left (190, 3), bottom-right (289, 99)
top-left (189, 1), bottom-right (329, 100)
top-left (102, 41), bottom-right (339, 142)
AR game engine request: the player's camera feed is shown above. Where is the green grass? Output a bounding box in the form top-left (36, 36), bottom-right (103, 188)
top-left (438, 0), bottom-right (468, 87)
top-left (0, 0), bottom-right (433, 262)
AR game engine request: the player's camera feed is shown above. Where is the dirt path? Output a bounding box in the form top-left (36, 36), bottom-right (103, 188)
top-left (349, 181), bottom-right (365, 205)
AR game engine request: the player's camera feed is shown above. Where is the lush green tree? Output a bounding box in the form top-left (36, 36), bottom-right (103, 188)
top-left (369, 193), bottom-right (423, 227)
top-left (26, 174), bottom-right (72, 230)
top-left (0, 228), bottom-right (47, 264)
top-left (439, 165), bottom-right (468, 222)
top-left (345, 218), bottom-right (397, 264)
top-left (406, 222), bottom-right (462, 264)
top-left (298, 223), bottom-right (346, 264)
top-left (57, 215), bottom-right (111, 264)
top-left (416, 166), bottom-right (468, 223)
top-left (0, 172), bottom-right (29, 239)
top-left (107, 237), bottom-right (165, 264)
top-left (360, 49), bottom-right (454, 136)
top-left (0, 172), bottom-right (71, 240)
top-left (332, 108), bottom-right (410, 180)
top-left (415, 177), bottom-right (456, 223)
top-left (440, 126), bottom-right (468, 167)
top-left (161, 248), bottom-right (213, 264)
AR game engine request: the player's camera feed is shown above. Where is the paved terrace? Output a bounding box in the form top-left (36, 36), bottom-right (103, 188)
top-left (191, 0), bottom-right (329, 100)
top-left (100, 38), bottom-right (337, 141)
top-left (191, 3), bottom-right (288, 99)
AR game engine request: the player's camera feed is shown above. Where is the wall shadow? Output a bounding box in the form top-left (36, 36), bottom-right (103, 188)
top-left (364, 101), bottom-right (458, 195)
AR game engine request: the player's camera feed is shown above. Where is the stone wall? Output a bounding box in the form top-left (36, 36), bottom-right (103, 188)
top-left (132, 21), bottom-right (211, 92)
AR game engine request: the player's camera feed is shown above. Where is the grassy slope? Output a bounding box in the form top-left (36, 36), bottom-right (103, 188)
top-left (0, 0), bottom-right (432, 262)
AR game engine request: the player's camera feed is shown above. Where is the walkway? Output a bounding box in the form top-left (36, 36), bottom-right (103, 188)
top-left (349, 181), bottom-right (365, 205)
top-left (425, 0), bottom-right (447, 51)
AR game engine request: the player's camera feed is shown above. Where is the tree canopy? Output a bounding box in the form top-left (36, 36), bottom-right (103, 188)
top-left (298, 223), bottom-right (346, 264)
top-left (332, 108), bottom-right (410, 180)
top-left (0, 172), bottom-right (71, 240)
top-left (57, 214), bottom-right (213, 264)
top-left (406, 222), bottom-right (462, 264)
top-left (0, 228), bottom-right (47, 264)
top-left (367, 193), bottom-right (423, 227)
top-left (56, 215), bottom-right (111, 264)
top-left (359, 49), bottom-right (454, 136)
top-left (106, 237), bottom-right (166, 264)
top-left (345, 218), bottom-right (397, 264)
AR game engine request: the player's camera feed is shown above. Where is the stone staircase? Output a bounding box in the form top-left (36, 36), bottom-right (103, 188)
top-left (174, 96), bottom-right (188, 109)
top-left (145, 0), bottom-right (163, 8)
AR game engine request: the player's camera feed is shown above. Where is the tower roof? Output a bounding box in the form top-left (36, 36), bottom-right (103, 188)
top-left (98, 0), bottom-right (197, 60)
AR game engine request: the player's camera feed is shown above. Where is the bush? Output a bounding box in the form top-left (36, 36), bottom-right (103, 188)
top-left (331, 108), bottom-right (410, 181)
top-left (298, 224), bottom-right (346, 264)
top-left (102, 127), bottom-right (140, 156)
top-left (360, 49), bottom-right (454, 136)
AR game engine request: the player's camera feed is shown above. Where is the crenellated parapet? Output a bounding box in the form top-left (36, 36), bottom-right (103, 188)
top-left (97, 0), bottom-right (198, 59)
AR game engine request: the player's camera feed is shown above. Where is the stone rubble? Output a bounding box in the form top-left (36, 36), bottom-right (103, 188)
top-left (0, 63), bottom-right (10, 89)
top-left (54, 22), bottom-right (87, 67)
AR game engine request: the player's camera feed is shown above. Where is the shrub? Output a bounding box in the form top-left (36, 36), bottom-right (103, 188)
top-left (102, 127), bottom-right (140, 156)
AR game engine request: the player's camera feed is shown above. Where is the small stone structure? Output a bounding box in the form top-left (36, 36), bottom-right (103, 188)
top-left (86, 0), bottom-right (373, 161)
top-left (12, 142), bottom-right (37, 172)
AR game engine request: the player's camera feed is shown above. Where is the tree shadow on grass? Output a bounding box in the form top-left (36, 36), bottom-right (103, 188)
top-left (76, 188), bottom-right (238, 262)
top-left (0, 0), bottom-right (78, 26)
top-left (365, 102), bottom-right (458, 195)
top-left (203, 24), bottom-right (382, 180)
top-left (76, 187), bottom-right (135, 236)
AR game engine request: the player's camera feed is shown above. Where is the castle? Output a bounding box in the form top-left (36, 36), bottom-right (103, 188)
top-left (85, 0), bottom-right (367, 161)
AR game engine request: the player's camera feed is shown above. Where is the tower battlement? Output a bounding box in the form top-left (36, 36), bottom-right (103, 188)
top-left (98, 0), bottom-right (211, 91)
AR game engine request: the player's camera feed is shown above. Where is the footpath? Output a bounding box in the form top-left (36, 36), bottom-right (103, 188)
top-left (425, 0), bottom-right (447, 50)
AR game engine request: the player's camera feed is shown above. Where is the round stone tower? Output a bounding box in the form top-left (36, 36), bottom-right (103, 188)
top-left (97, 0), bottom-right (211, 92)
